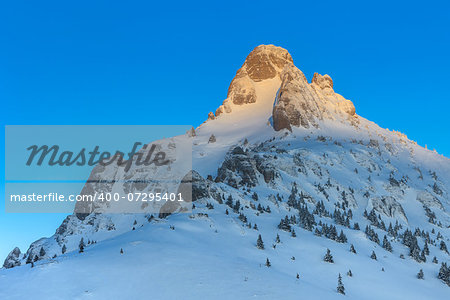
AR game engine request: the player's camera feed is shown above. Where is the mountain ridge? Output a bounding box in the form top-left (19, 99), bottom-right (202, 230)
top-left (1, 44), bottom-right (449, 300)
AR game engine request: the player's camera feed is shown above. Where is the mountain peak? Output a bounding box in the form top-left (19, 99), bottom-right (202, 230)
top-left (238, 44), bottom-right (293, 82)
top-left (214, 45), bottom-right (293, 117)
top-left (210, 44), bottom-right (356, 132)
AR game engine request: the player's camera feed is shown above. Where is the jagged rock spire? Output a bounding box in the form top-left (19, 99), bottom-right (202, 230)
top-left (209, 44), bottom-right (357, 131)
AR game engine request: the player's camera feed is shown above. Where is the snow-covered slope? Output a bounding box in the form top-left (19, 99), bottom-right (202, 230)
top-left (1, 45), bottom-right (449, 299)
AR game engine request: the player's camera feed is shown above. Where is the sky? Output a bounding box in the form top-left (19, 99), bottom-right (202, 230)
top-left (0, 0), bottom-right (449, 259)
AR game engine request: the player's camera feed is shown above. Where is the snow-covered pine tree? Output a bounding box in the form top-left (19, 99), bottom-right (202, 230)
top-left (257, 234), bottom-right (265, 250)
top-left (79, 238), bottom-right (85, 253)
top-left (337, 230), bottom-right (347, 243)
top-left (337, 273), bottom-right (345, 295)
top-left (39, 247), bottom-right (46, 257)
top-left (347, 269), bottom-right (353, 277)
top-left (225, 195), bottom-right (233, 208)
top-left (265, 258), bottom-right (271, 267)
top-left (417, 269), bottom-right (424, 279)
top-left (382, 235), bottom-right (393, 252)
top-left (370, 251), bottom-right (377, 260)
top-left (438, 263), bottom-right (449, 286)
top-left (275, 234), bottom-right (281, 243)
top-left (324, 249), bottom-right (334, 263)
top-left (423, 241), bottom-right (430, 256)
top-left (440, 241), bottom-right (448, 254)
top-left (350, 244), bottom-right (357, 254)
top-left (61, 244), bottom-right (67, 254)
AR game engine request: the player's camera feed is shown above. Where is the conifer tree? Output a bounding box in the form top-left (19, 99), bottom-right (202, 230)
top-left (39, 247), bottom-right (46, 257)
top-left (120, 248), bottom-right (124, 254)
top-left (265, 258), bottom-right (271, 267)
top-left (350, 244), bottom-right (357, 254)
top-left (347, 269), bottom-right (353, 277)
top-left (438, 262), bottom-right (449, 286)
top-left (257, 234), bottom-right (265, 250)
top-left (370, 250), bottom-right (377, 260)
top-left (417, 269), bottom-right (424, 279)
top-left (382, 235), bottom-right (392, 252)
top-left (440, 241), bottom-right (448, 253)
top-left (337, 273), bottom-right (345, 295)
top-left (79, 238), bottom-right (85, 253)
top-left (275, 234), bottom-right (281, 243)
top-left (61, 244), bottom-right (67, 254)
top-left (324, 249), bottom-right (334, 263)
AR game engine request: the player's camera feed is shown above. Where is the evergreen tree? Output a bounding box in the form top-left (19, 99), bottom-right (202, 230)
top-left (225, 195), bottom-right (233, 208)
top-left (350, 244), bottom-right (357, 254)
top-left (337, 230), bottom-right (347, 243)
top-left (120, 248), bottom-right (124, 254)
top-left (438, 263), bottom-right (450, 286)
top-left (275, 234), bottom-right (281, 244)
top-left (233, 200), bottom-right (241, 213)
top-left (257, 234), bottom-right (265, 250)
top-left (409, 244), bottom-right (421, 262)
top-left (417, 269), bottom-right (424, 279)
top-left (265, 258), bottom-right (271, 267)
top-left (337, 273), bottom-right (345, 295)
top-left (61, 244), bottom-right (67, 254)
top-left (39, 247), bottom-right (46, 257)
top-left (370, 250), bottom-right (377, 260)
top-left (419, 249), bottom-right (427, 262)
top-left (291, 229), bottom-right (296, 237)
top-left (347, 269), bottom-right (353, 277)
top-left (79, 238), bottom-right (85, 253)
top-left (432, 256), bottom-right (438, 264)
top-left (423, 241), bottom-right (430, 256)
top-left (324, 249), bottom-right (334, 263)
top-left (440, 241), bottom-right (448, 253)
top-left (296, 273), bottom-right (300, 279)
top-left (382, 235), bottom-right (392, 252)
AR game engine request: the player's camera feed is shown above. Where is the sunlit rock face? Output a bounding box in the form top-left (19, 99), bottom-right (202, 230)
top-left (211, 44), bottom-right (357, 131)
top-left (273, 68), bottom-right (357, 131)
top-left (215, 45), bottom-right (293, 117)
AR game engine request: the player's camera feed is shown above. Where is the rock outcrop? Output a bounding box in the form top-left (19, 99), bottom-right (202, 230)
top-left (272, 67), bottom-right (356, 131)
top-left (215, 146), bottom-right (277, 188)
top-left (210, 44), bottom-right (356, 131)
top-left (3, 247), bottom-right (21, 269)
top-left (215, 45), bottom-right (293, 117)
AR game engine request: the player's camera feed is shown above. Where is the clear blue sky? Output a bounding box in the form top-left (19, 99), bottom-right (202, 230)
top-left (0, 0), bottom-right (449, 259)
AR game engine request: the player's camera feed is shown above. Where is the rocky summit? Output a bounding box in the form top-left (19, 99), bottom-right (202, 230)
top-left (212, 44), bottom-right (356, 131)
